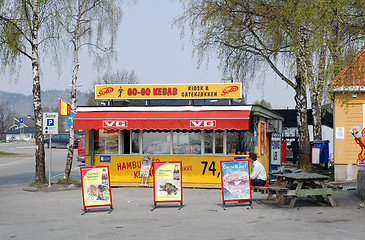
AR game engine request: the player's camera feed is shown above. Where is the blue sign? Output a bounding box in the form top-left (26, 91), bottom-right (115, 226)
top-left (67, 111), bottom-right (76, 127)
top-left (19, 118), bottom-right (24, 123)
top-left (100, 156), bottom-right (111, 163)
top-left (47, 119), bottom-right (55, 126)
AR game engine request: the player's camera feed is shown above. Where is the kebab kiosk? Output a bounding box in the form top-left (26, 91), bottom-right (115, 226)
top-left (73, 83), bottom-right (257, 188)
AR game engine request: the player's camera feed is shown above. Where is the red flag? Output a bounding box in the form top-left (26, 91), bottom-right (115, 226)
top-left (59, 99), bottom-right (71, 116)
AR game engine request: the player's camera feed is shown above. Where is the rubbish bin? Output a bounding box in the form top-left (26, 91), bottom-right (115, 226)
top-left (310, 140), bottom-right (330, 164)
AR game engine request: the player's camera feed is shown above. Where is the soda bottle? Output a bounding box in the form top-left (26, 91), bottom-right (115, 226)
top-left (173, 165), bottom-right (180, 181)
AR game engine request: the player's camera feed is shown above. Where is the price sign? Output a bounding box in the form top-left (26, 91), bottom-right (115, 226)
top-left (43, 112), bottom-right (59, 134)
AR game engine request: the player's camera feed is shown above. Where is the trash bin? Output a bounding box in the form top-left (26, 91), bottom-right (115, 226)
top-left (310, 140), bottom-right (330, 163)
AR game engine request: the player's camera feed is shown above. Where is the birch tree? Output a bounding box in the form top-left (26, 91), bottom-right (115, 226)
top-left (175, 0), bottom-right (312, 166)
top-left (61, 0), bottom-right (122, 180)
top-left (0, 0), bottom-right (64, 183)
top-left (176, 0), bottom-right (365, 167)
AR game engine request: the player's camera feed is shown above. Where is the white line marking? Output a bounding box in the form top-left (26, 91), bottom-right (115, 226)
top-left (0, 157), bottom-right (33, 167)
top-left (51, 165), bottom-right (81, 179)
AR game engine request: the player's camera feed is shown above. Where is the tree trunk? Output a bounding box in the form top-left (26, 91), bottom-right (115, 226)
top-left (311, 90), bottom-right (322, 141)
top-left (64, 10), bottom-right (80, 180)
top-left (310, 36), bottom-right (326, 141)
top-left (32, 0), bottom-right (46, 183)
top-left (64, 59), bottom-right (78, 179)
top-left (294, 76), bottom-right (311, 168)
top-left (295, 25), bottom-right (311, 168)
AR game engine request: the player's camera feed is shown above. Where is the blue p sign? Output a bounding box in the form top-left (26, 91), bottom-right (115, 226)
top-left (47, 119), bottom-right (54, 126)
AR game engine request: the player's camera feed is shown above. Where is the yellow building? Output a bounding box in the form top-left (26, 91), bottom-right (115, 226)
top-left (330, 47), bottom-right (365, 181)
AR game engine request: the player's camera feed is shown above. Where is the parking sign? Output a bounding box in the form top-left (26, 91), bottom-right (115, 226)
top-left (43, 112), bottom-right (59, 134)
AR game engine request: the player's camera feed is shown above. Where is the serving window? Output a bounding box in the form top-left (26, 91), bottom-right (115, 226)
top-left (94, 129), bottom-right (119, 154)
top-left (173, 130), bottom-right (201, 154)
top-left (93, 128), bottom-right (251, 155)
top-left (142, 130), bottom-right (171, 154)
top-left (227, 131), bottom-right (254, 155)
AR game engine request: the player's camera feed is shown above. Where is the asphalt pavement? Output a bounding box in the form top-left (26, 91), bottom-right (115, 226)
top-left (1, 180), bottom-right (364, 240)
top-left (1, 142), bottom-right (364, 240)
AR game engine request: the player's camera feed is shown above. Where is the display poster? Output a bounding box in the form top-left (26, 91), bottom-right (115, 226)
top-left (80, 166), bottom-right (113, 209)
top-left (95, 83), bottom-right (242, 99)
top-left (260, 122), bottom-right (266, 155)
top-left (220, 160), bottom-right (252, 202)
top-left (153, 161), bottom-right (183, 203)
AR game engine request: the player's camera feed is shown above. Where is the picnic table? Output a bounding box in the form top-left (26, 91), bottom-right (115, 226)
top-left (267, 172), bottom-right (342, 209)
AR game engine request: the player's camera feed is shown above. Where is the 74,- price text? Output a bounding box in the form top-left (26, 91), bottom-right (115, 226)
top-left (201, 161), bottom-right (221, 178)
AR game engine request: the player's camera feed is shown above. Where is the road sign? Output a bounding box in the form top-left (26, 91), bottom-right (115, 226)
top-left (43, 112), bottom-right (59, 134)
top-left (19, 117), bottom-right (24, 123)
top-left (67, 111), bottom-right (76, 127)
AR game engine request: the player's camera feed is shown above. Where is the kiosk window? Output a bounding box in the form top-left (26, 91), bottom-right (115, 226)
top-left (173, 130), bottom-right (201, 154)
top-left (204, 130), bottom-right (213, 154)
top-left (131, 130), bottom-right (140, 153)
top-left (215, 130), bottom-right (224, 154)
top-left (94, 129), bottom-right (119, 154)
top-left (227, 131), bottom-right (253, 155)
top-left (143, 130), bottom-right (171, 154)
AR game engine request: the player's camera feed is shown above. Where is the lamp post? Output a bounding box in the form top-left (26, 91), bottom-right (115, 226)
top-left (222, 77), bottom-right (234, 105)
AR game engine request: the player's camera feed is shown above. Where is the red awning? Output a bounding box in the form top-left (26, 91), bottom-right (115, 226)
top-left (73, 106), bottom-right (251, 131)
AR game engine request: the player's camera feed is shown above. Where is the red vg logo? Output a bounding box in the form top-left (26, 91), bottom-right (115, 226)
top-left (190, 120), bottom-right (216, 128)
top-left (97, 87), bottom-right (114, 97)
top-left (102, 120), bottom-right (128, 128)
top-left (221, 85), bottom-right (239, 96)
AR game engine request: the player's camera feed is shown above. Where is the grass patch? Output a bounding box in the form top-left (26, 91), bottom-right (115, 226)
top-left (29, 179), bottom-right (48, 188)
top-left (0, 151), bottom-right (17, 156)
top-left (56, 178), bottom-right (80, 185)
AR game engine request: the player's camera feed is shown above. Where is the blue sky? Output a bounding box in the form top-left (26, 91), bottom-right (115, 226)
top-left (0, 0), bottom-right (296, 109)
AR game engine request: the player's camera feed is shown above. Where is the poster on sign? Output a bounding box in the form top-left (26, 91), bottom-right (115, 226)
top-left (220, 159), bottom-right (252, 206)
top-left (80, 166), bottom-right (113, 214)
top-left (152, 161), bottom-right (183, 210)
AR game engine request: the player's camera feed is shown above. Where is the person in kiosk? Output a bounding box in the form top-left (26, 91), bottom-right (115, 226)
top-left (249, 152), bottom-right (267, 186)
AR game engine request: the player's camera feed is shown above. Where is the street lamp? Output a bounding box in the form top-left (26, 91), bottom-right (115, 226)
top-left (221, 76), bottom-right (233, 83)
top-left (222, 77), bottom-right (234, 105)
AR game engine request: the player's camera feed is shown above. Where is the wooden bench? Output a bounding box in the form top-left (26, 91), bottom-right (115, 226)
top-left (252, 186), bottom-right (268, 194)
top-left (267, 186), bottom-right (290, 205)
top-left (268, 186), bottom-right (290, 193)
top-left (325, 183), bottom-right (343, 190)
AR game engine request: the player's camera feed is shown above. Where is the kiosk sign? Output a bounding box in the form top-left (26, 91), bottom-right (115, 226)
top-left (220, 159), bottom-right (252, 203)
top-left (43, 112), bottom-right (58, 134)
top-left (95, 83), bottom-right (242, 100)
top-left (80, 166), bottom-right (113, 212)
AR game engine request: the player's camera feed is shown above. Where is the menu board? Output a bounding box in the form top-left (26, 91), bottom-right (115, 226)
top-left (153, 161), bottom-right (183, 203)
top-left (80, 166), bottom-right (113, 209)
top-left (220, 159), bottom-right (252, 202)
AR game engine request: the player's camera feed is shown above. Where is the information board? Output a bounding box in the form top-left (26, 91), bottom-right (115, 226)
top-left (42, 112), bottom-right (59, 134)
top-left (80, 166), bottom-right (113, 213)
top-left (152, 161), bottom-right (183, 208)
top-left (220, 159), bottom-right (252, 204)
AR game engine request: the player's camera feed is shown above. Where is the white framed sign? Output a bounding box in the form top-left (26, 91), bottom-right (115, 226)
top-left (336, 127), bottom-right (345, 139)
top-left (43, 112), bottom-right (59, 134)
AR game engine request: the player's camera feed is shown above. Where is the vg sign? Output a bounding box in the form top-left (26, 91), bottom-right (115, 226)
top-left (43, 112), bottom-right (59, 134)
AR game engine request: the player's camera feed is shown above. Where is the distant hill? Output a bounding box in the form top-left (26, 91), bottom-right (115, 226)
top-left (0, 90), bottom-right (88, 117)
